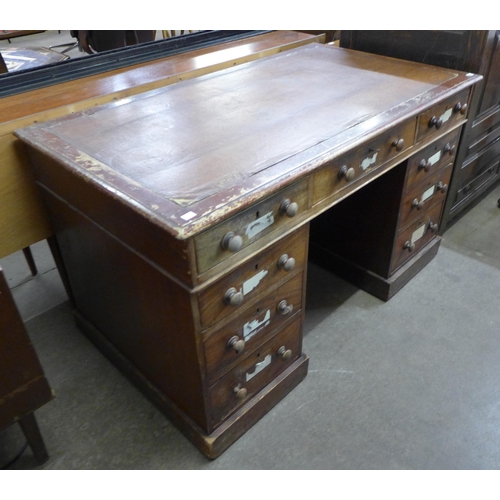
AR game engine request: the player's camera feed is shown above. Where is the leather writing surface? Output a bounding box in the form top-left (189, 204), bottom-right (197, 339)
top-left (17, 44), bottom-right (475, 240)
top-left (34, 45), bottom-right (450, 204)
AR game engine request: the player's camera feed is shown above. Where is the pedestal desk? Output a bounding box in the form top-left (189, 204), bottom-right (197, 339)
top-left (16, 44), bottom-right (481, 458)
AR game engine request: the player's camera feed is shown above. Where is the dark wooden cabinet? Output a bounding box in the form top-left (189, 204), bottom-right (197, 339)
top-left (0, 268), bottom-right (54, 464)
top-left (340, 30), bottom-right (500, 229)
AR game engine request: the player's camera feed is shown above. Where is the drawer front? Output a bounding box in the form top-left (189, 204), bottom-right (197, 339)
top-left (312, 119), bottom-right (415, 205)
top-left (455, 156), bottom-right (500, 205)
top-left (203, 273), bottom-right (304, 383)
top-left (406, 128), bottom-right (460, 188)
top-left (391, 202), bottom-right (444, 273)
top-left (467, 122), bottom-right (500, 159)
top-left (399, 163), bottom-right (453, 229)
top-left (194, 179), bottom-right (309, 275)
top-left (460, 138), bottom-right (500, 187)
top-left (198, 224), bottom-right (308, 329)
top-left (207, 318), bottom-right (302, 428)
top-left (417, 89), bottom-right (470, 142)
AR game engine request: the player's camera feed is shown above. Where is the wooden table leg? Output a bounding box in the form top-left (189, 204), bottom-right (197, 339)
top-left (47, 235), bottom-right (75, 306)
top-left (18, 413), bottom-right (49, 464)
top-left (22, 247), bottom-right (38, 276)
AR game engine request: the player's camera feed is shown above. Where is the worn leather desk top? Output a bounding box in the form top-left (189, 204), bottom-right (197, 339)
top-left (16, 44), bottom-right (477, 239)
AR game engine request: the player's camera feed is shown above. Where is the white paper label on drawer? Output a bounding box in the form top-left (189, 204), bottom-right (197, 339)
top-left (421, 185), bottom-right (436, 203)
top-left (242, 269), bottom-right (269, 295)
top-left (246, 354), bottom-right (272, 381)
top-left (440, 108), bottom-right (453, 123)
top-left (360, 152), bottom-right (378, 171)
top-left (411, 223), bottom-right (426, 244)
top-left (243, 309), bottom-right (271, 341)
top-left (245, 211), bottom-right (274, 239)
top-left (428, 151), bottom-right (441, 166)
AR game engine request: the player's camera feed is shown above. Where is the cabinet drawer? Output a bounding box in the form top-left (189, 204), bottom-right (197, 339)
top-left (194, 179), bottom-right (309, 275)
top-left (198, 224), bottom-right (308, 329)
top-left (203, 272), bottom-right (304, 383)
top-left (455, 156), bottom-right (500, 205)
top-left (460, 138), bottom-right (500, 186)
top-left (312, 119), bottom-right (415, 205)
top-left (417, 89), bottom-right (469, 142)
top-left (207, 318), bottom-right (302, 429)
top-left (399, 163), bottom-right (452, 229)
top-left (406, 128), bottom-right (460, 188)
top-left (391, 202), bottom-right (444, 273)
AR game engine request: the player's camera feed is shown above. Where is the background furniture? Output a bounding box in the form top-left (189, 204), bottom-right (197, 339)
top-left (0, 31), bottom-right (45, 43)
top-left (0, 268), bottom-right (53, 465)
top-left (162, 30), bottom-right (194, 38)
top-left (17, 44), bottom-right (479, 457)
top-left (0, 52), bottom-right (6, 74)
top-left (340, 30), bottom-right (500, 230)
top-left (0, 46), bottom-right (68, 72)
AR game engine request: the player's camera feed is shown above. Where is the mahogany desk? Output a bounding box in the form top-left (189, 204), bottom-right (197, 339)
top-left (16, 44), bottom-right (481, 458)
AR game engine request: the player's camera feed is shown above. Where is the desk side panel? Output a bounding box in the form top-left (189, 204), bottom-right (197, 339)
top-left (40, 192), bottom-right (209, 430)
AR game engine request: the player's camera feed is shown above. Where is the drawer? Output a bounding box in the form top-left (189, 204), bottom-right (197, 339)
top-left (399, 163), bottom-right (453, 229)
top-left (194, 178), bottom-right (309, 275)
top-left (207, 318), bottom-right (302, 429)
top-left (455, 156), bottom-right (500, 205)
top-left (460, 138), bottom-right (500, 187)
top-left (198, 224), bottom-right (308, 329)
top-left (467, 121), bottom-right (500, 158)
top-left (416, 89), bottom-right (469, 143)
top-left (406, 128), bottom-right (460, 188)
top-left (312, 119), bottom-right (415, 205)
top-left (391, 202), bottom-right (444, 273)
top-left (203, 272), bottom-right (304, 383)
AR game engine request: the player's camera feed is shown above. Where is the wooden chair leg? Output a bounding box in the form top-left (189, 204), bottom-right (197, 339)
top-left (18, 413), bottom-right (49, 464)
top-left (22, 246), bottom-right (38, 276)
top-left (47, 235), bottom-right (75, 306)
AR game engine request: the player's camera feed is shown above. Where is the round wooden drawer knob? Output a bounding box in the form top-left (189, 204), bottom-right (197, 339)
top-left (279, 199), bottom-right (299, 218)
top-left (404, 241), bottom-right (415, 252)
top-left (443, 143), bottom-right (456, 156)
top-left (277, 346), bottom-right (292, 361)
top-left (391, 138), bottom-right (405, 152)
top-left (233, 386), bottom-right (247, 400)
top-left (412, 198), bottom-right (424, 210)
top-left (436, 182), bottom-right (448, 193)
top-left (221, 232), bottom-right (243, 252)
top-left (454, 102), bottom-right (468, 115)
top-left (428, 221), bottom-right (439, 233)
top-left (227, 336), bottom-right (245, 354)
top-left (428, 116), bottom-right (443, 129)
top-left (418, 159), bottom-right (431, 172)
top-left (277, 299), bottom-right (293, 316)
top-left (277, 254), bottom-right (296, 272)
top-left (224, 287), bottom-right (244, 307)
top-left (338, 165), bottom-right (356, 182)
